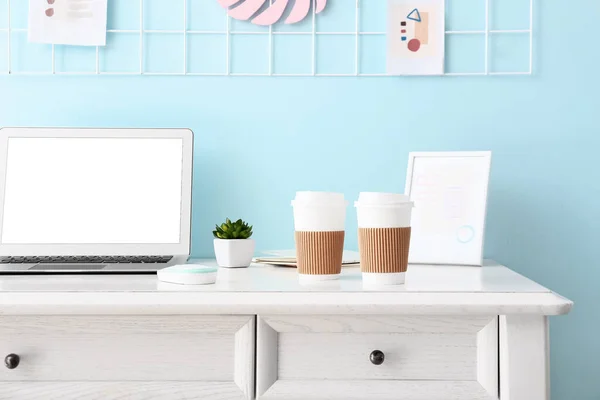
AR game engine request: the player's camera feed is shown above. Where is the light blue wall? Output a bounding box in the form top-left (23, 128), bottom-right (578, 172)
top-left (1, 0), bottom-right (598, 398)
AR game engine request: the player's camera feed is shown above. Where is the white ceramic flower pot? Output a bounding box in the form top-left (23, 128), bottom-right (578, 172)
top-left (213, 239), bottom-right (256, 268)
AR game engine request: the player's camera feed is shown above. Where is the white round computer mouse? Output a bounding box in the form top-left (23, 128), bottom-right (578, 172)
top-left (157, 264), bottom-right (218, 285)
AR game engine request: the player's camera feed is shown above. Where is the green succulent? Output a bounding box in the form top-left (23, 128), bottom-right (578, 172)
top-left (213, 218), bottom-right (253, 240)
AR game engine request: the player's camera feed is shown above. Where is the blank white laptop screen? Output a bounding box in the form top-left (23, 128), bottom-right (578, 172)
top-left (1, 137), bottom-right (184, 244)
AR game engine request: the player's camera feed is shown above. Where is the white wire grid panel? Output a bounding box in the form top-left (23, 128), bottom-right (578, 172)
top-left (0, 0), bottom-right (535, 76)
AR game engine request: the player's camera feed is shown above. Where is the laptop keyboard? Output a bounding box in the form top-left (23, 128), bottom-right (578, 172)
top-left (0, 256), bottom-right (173, 264)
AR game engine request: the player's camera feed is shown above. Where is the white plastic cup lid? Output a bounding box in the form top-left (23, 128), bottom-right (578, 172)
top-left (291, 191), bottom-right (347, 231)
top-left (292, 191), bottom-right (347, 207)
top-left (354, 192), bottom-right (413, 207)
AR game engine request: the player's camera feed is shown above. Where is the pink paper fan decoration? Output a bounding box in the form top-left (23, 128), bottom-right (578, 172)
top-left (219, 0), bottom-right (328, 26)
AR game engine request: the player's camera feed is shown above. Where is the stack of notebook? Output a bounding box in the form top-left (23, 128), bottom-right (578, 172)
top-left (254, 250), bottom-right (361, 268)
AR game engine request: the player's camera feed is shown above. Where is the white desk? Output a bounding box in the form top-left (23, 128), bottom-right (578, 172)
top-left (0, 261), bottom-right (572, 400)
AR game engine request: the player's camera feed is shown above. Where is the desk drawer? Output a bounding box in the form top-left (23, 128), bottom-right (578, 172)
top-left (257, 315), bottom-right (498, 400)
top-left (0, 315), bottom-right (254, 400)
top-left (279, 332), bottom-right (476, 380)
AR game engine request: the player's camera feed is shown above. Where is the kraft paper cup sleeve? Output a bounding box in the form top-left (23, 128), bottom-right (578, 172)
top-left (358, 227), bottom-right (411, 273)
top-left (295, 231), bottom-right (345, 276)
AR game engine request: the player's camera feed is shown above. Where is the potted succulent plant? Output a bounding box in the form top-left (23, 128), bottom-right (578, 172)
top-left (213, 218), bottom-right (255, 268)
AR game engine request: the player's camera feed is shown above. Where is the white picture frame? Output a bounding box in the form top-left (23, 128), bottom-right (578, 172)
top-left (404, 151), bottom-right (492, 266)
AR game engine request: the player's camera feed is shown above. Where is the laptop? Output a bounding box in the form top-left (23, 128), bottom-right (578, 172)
top-left (0, 128), bottom-right (193, 274)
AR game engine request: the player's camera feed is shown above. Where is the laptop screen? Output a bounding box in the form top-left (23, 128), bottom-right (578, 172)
top-left (1, 137), bottom-right (184, 245)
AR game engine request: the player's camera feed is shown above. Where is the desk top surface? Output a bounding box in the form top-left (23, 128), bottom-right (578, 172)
top-left (0, 260), bottom-right (548, 293)
top-left (0, 260), bottom-right (572, 316)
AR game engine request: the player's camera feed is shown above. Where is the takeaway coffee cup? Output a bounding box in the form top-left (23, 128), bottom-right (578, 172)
top-left (355, 192), bottom-right (414, 285)
top-left (292, 192), bottom-right (347, 282)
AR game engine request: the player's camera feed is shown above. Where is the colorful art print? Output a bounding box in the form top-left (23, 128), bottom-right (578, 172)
top-left (28, 0), bottom-right (108, 46)
top-left (387, 0), bottom-right (445, 75)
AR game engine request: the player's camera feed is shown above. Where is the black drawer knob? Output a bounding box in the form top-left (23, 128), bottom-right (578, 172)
top-left (370, 350), bottom-right (385, 365)
top-left (4, 354), bottom-right (20, 369)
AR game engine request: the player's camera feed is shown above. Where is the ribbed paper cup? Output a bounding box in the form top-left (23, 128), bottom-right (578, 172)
top-left (292, 192), bottom-right (347, 282)
top-left (355, 192), bottom-right (413, 285)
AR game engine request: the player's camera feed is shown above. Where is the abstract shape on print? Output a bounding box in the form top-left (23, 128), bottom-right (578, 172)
top-left (218, 0), bottom-right (328, 26)
top-left (387, 0), bottom-right (445, 75)
top-left (408, 38), bottom-right (421, 52)
top-left (456, 225), bottom-right (476, 244)
top-left (407, 8), bottom-right (421, 22)
top-left (46, 0), bottom-right (55, 17)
